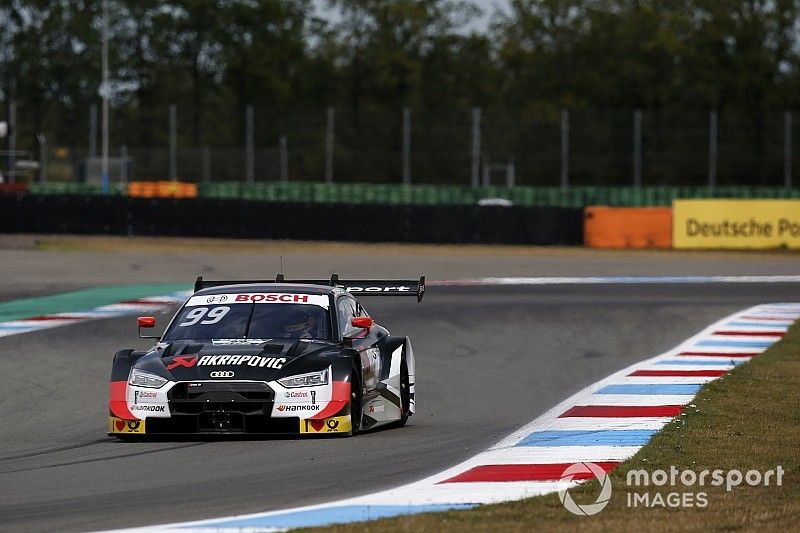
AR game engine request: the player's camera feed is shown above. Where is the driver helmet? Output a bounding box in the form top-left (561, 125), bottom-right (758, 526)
top-left (282, 308), bottom-right (317, 338)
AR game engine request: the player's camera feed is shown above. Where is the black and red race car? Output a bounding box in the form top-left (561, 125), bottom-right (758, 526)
top-left (108, 274), bottom-right (423, 437)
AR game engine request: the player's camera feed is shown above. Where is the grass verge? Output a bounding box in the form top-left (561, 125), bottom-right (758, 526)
top-left (314, 321), bottom-right (800, 532)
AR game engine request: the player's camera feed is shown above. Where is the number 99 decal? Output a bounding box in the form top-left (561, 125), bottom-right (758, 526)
top-left (178, 306), bottom-right (231, 327)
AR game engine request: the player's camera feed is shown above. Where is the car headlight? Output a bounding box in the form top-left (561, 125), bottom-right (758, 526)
top-left (278, 369), bottom-right (328, 388)
top-left (129, 368), bottom-right (168, 389)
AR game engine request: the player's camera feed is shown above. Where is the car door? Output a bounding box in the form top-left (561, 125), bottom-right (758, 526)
top-left (337, 295), bottom-right (382, 394)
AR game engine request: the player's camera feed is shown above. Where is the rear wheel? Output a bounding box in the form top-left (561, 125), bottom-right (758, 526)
top-left (397, 359), bottom-right (410, 427)
top-left (350, 366), bottom-right (363, 435)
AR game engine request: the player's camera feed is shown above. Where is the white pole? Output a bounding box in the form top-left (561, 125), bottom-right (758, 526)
top-left (7, 100), bottom-right (15, 183)
top-left (245, 105), bottom-right (254, 183)
top-left (202, 145), bottom-right (211, 183)
top-left (169, 104), bottom-right (177, 180)
top-left (279, 135), bottom-right (289, 182)
top-left (708, 110), bottom-right (718, 189)
top-left (101, 0), bottom-right (110, 193)
top-left (560, 109), bottom-right (569, 189)
top-left (89, 104), bottom-right (97, 158)
top-left (785, 111), bottom-right (792, 189)
top-left (633, 109), bottom-right (642, 187)
top-left (325, 107), bottom-right (334, 183)
top-left (471, 107), bottom-right (481, 188)
top-left (402, 107), bottom-right (411, 185)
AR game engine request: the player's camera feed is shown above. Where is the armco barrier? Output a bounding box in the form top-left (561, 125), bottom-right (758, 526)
top-left (0, 195), bottom-right (583, 245)
top-left (584, 206), bottom-right (672, 248)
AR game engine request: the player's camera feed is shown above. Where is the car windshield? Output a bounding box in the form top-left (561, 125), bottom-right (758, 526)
top-left (162, 295), bottom-right (332, 341)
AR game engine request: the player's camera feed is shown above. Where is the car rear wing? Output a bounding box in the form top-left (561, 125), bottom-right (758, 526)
top-left (194, 274), bottom-right (425, 302)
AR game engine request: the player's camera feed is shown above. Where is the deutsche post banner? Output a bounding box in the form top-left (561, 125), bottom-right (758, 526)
top-left (673, 199), bottom-right (800, 249)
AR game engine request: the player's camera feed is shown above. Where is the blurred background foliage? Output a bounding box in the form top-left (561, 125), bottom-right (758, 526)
top-left (2, 1), bottom-right (800, 184)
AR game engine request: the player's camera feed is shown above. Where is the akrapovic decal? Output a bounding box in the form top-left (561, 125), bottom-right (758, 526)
top-left (164, 355), bottom-right (286, 369)
top-left (198, 355), bottom-right (286, 368)
top-left (167, 355), bottom-right (198, 370)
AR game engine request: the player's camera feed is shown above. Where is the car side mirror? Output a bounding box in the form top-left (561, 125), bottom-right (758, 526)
top-left (351, 317), bottom-right (373, 330)
top-left (138, 316), bottom-right (160, 339)
top-left (343, 317), bottom-right (373, 345)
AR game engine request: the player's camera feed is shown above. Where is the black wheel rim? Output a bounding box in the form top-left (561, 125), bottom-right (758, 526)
top-left (400, 362), bottom-right (410, 415)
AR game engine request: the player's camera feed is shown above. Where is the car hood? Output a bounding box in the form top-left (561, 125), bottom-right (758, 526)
top-left (136, 339), bottom-right (339, 382)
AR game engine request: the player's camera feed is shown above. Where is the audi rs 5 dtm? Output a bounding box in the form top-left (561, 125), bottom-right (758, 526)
top-left (108, 274), bottom-right (423, 437)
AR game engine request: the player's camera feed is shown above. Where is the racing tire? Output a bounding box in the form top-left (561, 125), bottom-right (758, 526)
top-left (350, 366), bottom-right (363, 435)
top-left (113, 434), bottom-right (143, 442)
top-left (396, 359), bottom-right (410, 427)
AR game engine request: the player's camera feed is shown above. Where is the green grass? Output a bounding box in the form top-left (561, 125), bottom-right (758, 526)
top-left (313, 321), bottom-right (800, 532)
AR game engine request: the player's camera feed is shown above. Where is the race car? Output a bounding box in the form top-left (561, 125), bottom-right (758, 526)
top-left (108, 274), bottom-right (424, 437)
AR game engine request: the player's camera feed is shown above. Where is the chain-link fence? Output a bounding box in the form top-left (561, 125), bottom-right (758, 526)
top-left (1, 105), bottom-right (797, 188)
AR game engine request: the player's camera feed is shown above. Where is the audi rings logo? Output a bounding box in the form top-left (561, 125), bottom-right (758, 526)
top-left (558, 462), bottom-right (612, 516)
top-left (210, 371), bottom-right (235, 378)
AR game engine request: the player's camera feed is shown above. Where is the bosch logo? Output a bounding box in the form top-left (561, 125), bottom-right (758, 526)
top-left (210, 371), bottom-right (235, 378)
top-left (206, 295), bottom-right (228, 303)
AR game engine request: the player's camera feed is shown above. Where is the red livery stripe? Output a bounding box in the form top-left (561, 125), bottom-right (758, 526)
top-left (309, 381), bottom-right (351, 420)
top-left (712, 330), bottom-right (784, 337)
top-left (439, 462), bottom-right (620, 483)
top-left (24, 315), bottom-right (86, 321)
top-left (120, 299), bottom-right (175, 305)
top-left (559, 405), bottom-right (683, 417)
top-left (109, 380), bottom-right (135, 419)
top-left (629, 369), bottom-right (727, 377)
top-left (678, 351), bottom-right (757, 358)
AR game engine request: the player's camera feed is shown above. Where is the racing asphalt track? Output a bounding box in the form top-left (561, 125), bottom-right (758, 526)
top-left (2, 240), bottom-right (800, 532)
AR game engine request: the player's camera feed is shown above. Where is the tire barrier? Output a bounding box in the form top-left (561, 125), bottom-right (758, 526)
top-left (0, 194), bottom-right (583, 245)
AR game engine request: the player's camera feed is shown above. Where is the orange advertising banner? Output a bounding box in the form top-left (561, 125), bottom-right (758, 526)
top-left (584, 207), bottom-right (672, 249)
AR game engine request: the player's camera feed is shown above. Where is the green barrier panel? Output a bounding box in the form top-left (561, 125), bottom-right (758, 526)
top-left (27, 180), bottom-right (799, 208)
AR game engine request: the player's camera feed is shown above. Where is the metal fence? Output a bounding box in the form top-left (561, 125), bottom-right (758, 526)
top-left (1, 104), bottom-right (796, 187)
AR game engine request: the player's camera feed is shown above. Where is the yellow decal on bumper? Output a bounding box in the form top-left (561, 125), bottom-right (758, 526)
top-left (109, 416), bottom-right (146, 434)
top-left (300, 415), bottom-right (351, 434)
